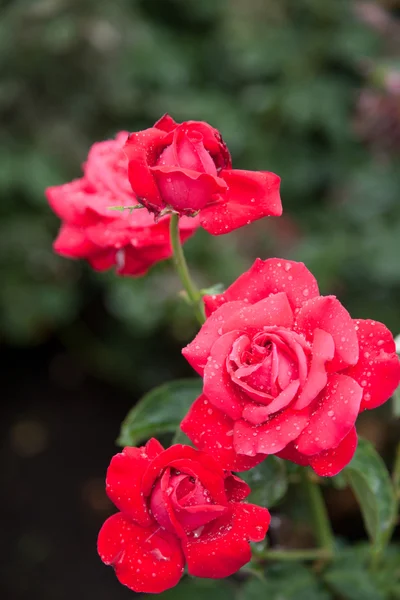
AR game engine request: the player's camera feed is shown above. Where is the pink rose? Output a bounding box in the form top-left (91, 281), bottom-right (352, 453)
top-left (181, 259), bottom-right (400, 476)
top-left (46, 132), bottom-right (198, 276)
top-left (124, 114), bottom-right (282, 234)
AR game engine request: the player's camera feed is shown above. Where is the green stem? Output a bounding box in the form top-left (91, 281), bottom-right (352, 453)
top-left (301, 469), bottom-right (335, 554)
top-left (169, 213), bottom-right (205, 325)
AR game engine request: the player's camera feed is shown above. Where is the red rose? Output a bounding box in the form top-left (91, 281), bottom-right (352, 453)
top-left (181, 259), bottom-right (400, 477)
top-left (46, 132), bottom-right (198, 276)
top-left (124, 114), bottom-right (282, 234)
top-left (97, 439), bottom-right (270, 594)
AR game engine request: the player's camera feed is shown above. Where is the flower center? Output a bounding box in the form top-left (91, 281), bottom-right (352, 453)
top-left (149, 468), bottom-right (227, 534)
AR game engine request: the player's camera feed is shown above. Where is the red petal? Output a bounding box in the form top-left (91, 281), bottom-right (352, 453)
top-left (46, 179), bottom-right (88, 225)
top-left (234, 408), bottom-right (309, 456)
top-left (124, 128), bottom-right (167, 210)
top-left (276, 442), bottom-right (310, 467)
top-left (241, 380), bottom-right (300, 424)
top-left (154, 114), bottom-right (179, 132)
top-left (295, 296), bottom-right (359, 370)
top-left (199, 169), bottom-right (282, 235)
top-left (151, 166), bottom-right (226, 213)
top-left (184, 503), bottom-right (270, 578)
top-left (97, 513), bottom-right (184, 594)
top-left (53, 224), bottom-right (99, 257)
top-left (344, 319), bottom-right (400, 410)
top-left (141, 444), bottom-right (227, 505)
top-left (295, 374), bottom-right (362, 456)
top-left (180, 395), bottom-right (265, 471)
top-left (182, 300), bottom-right (247, 375)
top-left (204, 258), bottom-right (319, 316)
top-left (88, 250), bottom-right (117, 272)
top-left (309, 427), bottom-right (358, 476)
top-left (293, 329), bottom-right (335, 410)
top-left (224, 474), bottom-right (251, 502)
top-left (106, 440), bottom-right (164, 527)
top-left (204, 331), bottom-right (244, 420)
top-left (221, 292), bottom-right (294, 334)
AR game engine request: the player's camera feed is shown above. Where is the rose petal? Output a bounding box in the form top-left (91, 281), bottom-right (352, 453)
top-left (224, 474), bottom-right (251, 502)
top-left (241, 380), bottom-right (301, 424)
top-left (141, 445), bottom-right (227, 505)
top-left (88, 250), bottom-right (117, 272)
top-left (46, 180), bottom-right (90, 225)
top-left (344, 319), bottom-right (400, 410)
top-left (124, 127), bottom-right (167, 210)
top-left (182, 301), bottom-right (247, 375)
top-left (106, 439), bottom-right (164, 527)
top-left (97, 513), bottom-right (185, 594)
top-left (180, 395), bottom-right (265, 471)
top-left (295, 374), bottom-right (362, 456)
top-left (309, 427), bottom-right (358, 476)
top-left (184, 503), bottom-right (270, 578)
top-left (199, 169), bottom-right (282, 235)
top-left (234, 408), bottom-right (310, 456)
top-left (158, 127), bottom-right (217, 175)
top-left (53, 223), bottom-right (99, 258)
top-left (154, 113), bottom-right (178, 132)
top-left (276, 442), bottom-right (310, 467)
top-left (221, 292), bottom-right (294, 334)
top-left (293, 329), bottom-right (335, 410)
top-left (151, 166), bottom-right (226, 213)
top-left (295, 296), bottom-right (359, 370)
top-left (204, 331), bottom-right (245, 420)
top-left (204, 258), bottom-right (320, 316)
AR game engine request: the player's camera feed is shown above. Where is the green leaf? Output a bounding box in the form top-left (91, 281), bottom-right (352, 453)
top-left (324, 567), bottom-right (385, 600)
top-left (345, 437), bottom-right (397, 555)
top-left (240, 564), bottom-right (330, 600)
top-left (158, 577), bottom-right (235, 600)
top-left (118, 379), bottom-right (202, 446)
top-left (240, 456), bottom-right (288, 507)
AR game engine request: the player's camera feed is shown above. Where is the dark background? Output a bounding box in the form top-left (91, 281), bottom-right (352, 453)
top-left (1, 0), bottom-right (400, 598)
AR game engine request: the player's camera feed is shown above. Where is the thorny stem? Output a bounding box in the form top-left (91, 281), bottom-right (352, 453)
top-left (169, 213), bottom-right (205, 325)
top-left (301, 469), bottom-right (335, 558)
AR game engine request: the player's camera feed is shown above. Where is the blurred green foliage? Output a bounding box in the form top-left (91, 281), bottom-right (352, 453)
top-left (1, 0), bottom-right (399, 391)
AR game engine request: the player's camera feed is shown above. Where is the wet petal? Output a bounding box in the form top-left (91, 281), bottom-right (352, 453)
top-left (295, 296), bottom-right (359, 370)
top-left (295, 374), bottom-right (362, 456)
top-left (184, 503), bottom-right (270, 578)
top-left (344, 319), bottom-right (400, 410)
top-left (180, 395), bottom-right (265, 472)
top-left (204, 258), bottom-right (319, 316)
top-left (309, 427), bottom-right (358, 476)
top-left (234, 408), bottom-right (309, 456)
top-left (199, 169), bottom-right (281, 235)
top-left (105, 440), bottom-right (164, 527)
top-left (182, 301), bottom-right (247, 375)
top-left (204, 331), bottom-right (244, 420)
top-left (97, 513), bottom-right (184, 594)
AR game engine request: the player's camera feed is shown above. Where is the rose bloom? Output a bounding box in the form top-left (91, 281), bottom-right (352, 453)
top-left (97, 439), bottom-right (270, 594)
top-left (181, 259), bottom-right (400, 476)
top-left (124, 114), bottom-right (282, 234)
top-left (46, 132), bottom-right (198, 276)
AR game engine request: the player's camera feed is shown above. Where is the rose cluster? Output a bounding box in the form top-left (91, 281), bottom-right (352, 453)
top-left (46, 115), bottom-right (400, 595)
